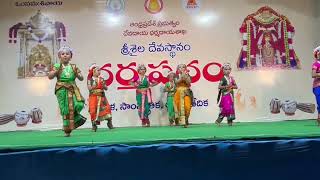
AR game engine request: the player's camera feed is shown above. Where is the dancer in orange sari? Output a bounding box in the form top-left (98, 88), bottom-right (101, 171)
top-left (87, 64), bottom-right (113, 131)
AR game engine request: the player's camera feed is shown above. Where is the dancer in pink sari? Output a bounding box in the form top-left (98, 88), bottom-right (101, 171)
top-left (216, 63), bottom-right (238, 126)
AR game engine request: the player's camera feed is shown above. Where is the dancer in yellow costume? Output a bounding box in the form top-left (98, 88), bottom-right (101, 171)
top-left (174, 64), bottom-right (193, 128)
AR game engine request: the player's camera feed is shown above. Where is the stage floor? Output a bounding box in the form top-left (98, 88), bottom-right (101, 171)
top-left (1, 120), bottom-right (320, 150)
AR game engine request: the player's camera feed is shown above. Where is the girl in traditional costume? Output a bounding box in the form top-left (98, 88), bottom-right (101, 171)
top-left (130, 64), bottom-right (159, 127)
top-left (174, 64), bottom-right (193, 128)
top-left (312, 46), bottom-right (320, 126)
top-left (87, 64), bottom-right (114, 132)
top-left (216, 63), bottom-right (238, 126)
top-left (48, 46), bottom-right (86, 137)
top-left (163, 71), bottom-right (176, 126)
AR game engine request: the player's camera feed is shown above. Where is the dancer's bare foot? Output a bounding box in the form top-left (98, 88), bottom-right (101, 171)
top-left (146, 123), bottom-right (150, 127)
top-left (92, 124), bottom-right (97, 132)
top-left (107, 120), bottom-right (114, 129)
top-left (145, 119), bottom-right (151, 127)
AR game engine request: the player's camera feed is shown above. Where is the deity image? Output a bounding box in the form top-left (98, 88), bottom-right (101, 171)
top-left (237, 6), bottom-right (300, 70)
top-left (8, 10), bottom-right (67, 78)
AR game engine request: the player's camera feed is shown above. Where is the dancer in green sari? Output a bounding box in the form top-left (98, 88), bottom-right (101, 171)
top-left (130, 64), bottom-right (159, 127)
top-left (164, 71), bottom-right (176, 125)
top-left (48, 46), bottom-right (86, 137)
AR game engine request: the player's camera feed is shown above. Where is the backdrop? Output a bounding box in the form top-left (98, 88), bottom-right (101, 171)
top-left (0, 0), bottom-right (319, 131)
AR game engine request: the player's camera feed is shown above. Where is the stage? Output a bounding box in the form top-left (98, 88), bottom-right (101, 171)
top-left (1, 120), bottom-right (320, 180)
top-left (1, 120), bottom-right (320, 150)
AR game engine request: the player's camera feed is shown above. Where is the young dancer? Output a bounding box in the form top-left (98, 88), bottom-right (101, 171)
top-left (312, 46), bottom-right (320, 126)
top-left (164, 71), bottom-right (176, 126)
top-left (174, 64), bottom-right (193, 128)
top-left (87, 64), bottom-right (114, 131)
top-left (216, 63), bottom-right (238, 126)
top-left (48, 46), bottom-right (86, 137)
top-left (130, 64), bottom-right (159, 127)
